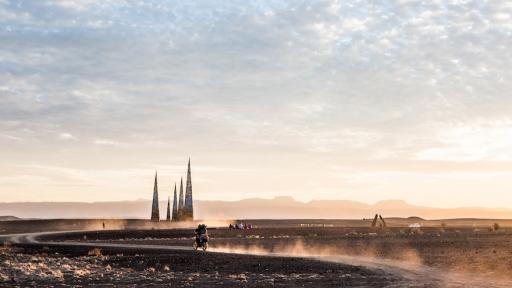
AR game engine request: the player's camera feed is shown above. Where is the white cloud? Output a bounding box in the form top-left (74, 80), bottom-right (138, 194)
top-left (94, 138), bottom-right (121, 146)
top-left (48, 0), bottom-right (102, 11)
top-left (58, 133), bottom-right (76, 141)
top-left (341, 18), bottom-right (367, 31)
top-left (0, 134), bottom-right (22, 141)
top-left (416, 119), bottom-right (512, 161)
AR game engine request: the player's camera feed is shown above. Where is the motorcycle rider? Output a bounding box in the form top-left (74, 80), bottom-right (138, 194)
top-left (195, 224), bottom-right (208, 246)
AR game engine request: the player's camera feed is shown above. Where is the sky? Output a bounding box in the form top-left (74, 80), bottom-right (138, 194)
top-left (1, 0), bottom-right (512, 208)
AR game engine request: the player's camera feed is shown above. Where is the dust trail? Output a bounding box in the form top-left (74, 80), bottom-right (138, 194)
top-left (211, 243), bottom-right (512, 288)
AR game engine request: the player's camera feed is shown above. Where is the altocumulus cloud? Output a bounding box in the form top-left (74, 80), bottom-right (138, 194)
top-left (0, 0), bottom-right (512, 206)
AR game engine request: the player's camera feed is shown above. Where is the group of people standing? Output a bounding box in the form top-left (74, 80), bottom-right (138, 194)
top-left (229, 223), bottom-right (252, 230)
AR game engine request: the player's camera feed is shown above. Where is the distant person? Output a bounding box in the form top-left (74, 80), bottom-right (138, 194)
top-left (229, 223), bottom-right (233, 229)
top-left (193, 224), bottom-right (209, 251)
top-left (195, 224), bottom-right (208, 236)
top-left (102, 222), bottom-right (105, 229)
top-left (195, 224), bottom-right (208, 245)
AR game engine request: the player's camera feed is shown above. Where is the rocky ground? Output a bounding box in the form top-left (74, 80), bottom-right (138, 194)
top-left (0, 246), bottom-right (419, 287)
top-left (64, 227), bottom-right (512, 280)
top-left (3, 222), bottom-right (512, 287)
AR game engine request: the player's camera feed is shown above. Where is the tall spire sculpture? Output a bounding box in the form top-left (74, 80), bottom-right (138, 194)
top-left (150, 171), bottom-right (160, 222)
top-left (172, 183), bottom-right (178, 221)
top-left (184, 158), bottom-right (194, 220)
top-left (178, 177), bottom-right (184, 220)
top-left (166, 195), bottom-right (171, 222)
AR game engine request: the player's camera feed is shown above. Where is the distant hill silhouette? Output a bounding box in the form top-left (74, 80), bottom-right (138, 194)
top-left (0, 215), bottom-right (21, 221)
top-left (1, 197), bottom-right (512, 219)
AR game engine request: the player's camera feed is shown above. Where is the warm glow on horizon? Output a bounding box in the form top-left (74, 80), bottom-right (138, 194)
top-left (1, 1), bottom-right (512, 209)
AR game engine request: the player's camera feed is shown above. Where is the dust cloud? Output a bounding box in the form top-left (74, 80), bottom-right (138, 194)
top-left (211, 240), bottom-right (511, 288)
top-left (212, 239), bottom-right (422, 266)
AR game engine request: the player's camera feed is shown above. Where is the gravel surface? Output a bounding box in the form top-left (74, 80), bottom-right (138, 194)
top-left (0, 246), bottom-right (421, 287)
top-left (3, 223), bottom-right (512, 287)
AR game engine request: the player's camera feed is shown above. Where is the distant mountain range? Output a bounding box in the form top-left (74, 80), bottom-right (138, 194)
top-left (2, 197), bottom-right (512, 220)
top-left (0, 216), bottom-right (21, 221)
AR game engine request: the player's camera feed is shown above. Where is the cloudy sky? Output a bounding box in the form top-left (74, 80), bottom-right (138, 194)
top-left (1, 0), bottom-right (511, 207)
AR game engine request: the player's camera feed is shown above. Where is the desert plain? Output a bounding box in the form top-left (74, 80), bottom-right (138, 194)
top-left (1, 218), bottom-right (512, 287)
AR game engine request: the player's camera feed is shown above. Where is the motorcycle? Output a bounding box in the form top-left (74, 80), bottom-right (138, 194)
top-left (193, 234), bottom-right (208, 251)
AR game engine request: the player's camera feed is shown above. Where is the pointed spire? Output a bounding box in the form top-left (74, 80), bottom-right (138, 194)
top-left (172, 182), bottom-right (178, 221)
top-left (151, 171), bottom-right (160, 222)
top-left (184, 158), bottom-right (193, 220)
top-left (178, 177), bottom-right (184, 220)
top-left (166, 195), bottom-right (171, 221)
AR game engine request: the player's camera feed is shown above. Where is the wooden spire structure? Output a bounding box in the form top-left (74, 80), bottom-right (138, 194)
top-left (150, 171), bottom-right (160, 222)
top-left (183, 158), bottom-right (194, 220)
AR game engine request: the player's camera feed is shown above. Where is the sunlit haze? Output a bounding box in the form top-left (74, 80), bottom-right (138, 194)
top-left (1, 1), bottom-right (511, 208)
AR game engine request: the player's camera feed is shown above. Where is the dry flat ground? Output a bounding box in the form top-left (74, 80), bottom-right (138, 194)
top-left (2, 245), bottom-right (410, 287)
top-left (63, 227), bottom-right (512, 281)
top-left (2, 219), bottom-right (512, 287)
